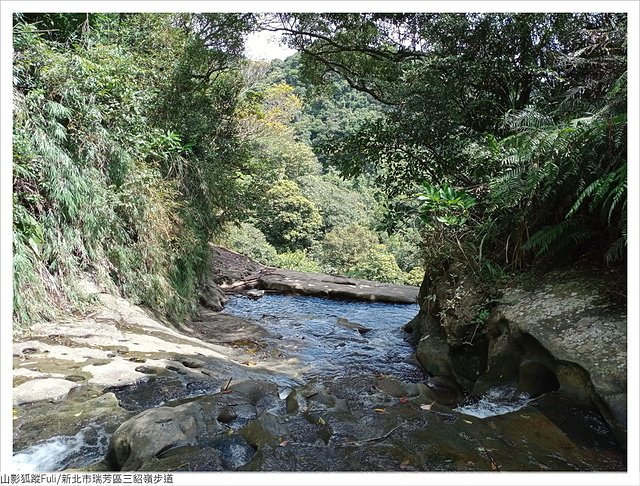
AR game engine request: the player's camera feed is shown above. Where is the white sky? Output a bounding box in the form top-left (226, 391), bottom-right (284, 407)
top-left (245, 30), bottom-right (298, 60)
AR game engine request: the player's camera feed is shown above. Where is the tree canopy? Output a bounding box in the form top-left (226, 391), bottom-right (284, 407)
top-left (12, 12), bottom-right (627, 326)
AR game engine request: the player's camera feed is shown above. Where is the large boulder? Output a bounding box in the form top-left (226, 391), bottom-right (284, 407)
top-left (489, 268), bottom-right (627, 444)
top-left (107, 401), bottom-right (211, 470)
top-left (412, 266), bottom-right (626, 445)
top-left (199, 277), bottom-right (228, 311)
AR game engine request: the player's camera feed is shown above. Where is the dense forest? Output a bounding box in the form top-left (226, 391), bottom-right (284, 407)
top-left (13, 12), bottom-right (627, 328)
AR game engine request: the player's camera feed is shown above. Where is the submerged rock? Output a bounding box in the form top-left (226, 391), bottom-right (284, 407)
top-left (95, 370), bottom-right (625, 472)
top-left (336, 317), bottom-right (371, 334)
top-left (246, 289), bottom-right (265, 300)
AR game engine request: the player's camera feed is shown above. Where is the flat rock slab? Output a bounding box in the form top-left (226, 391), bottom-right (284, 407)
top-left (258, 269), bottom-right (418, 304)
top-left (14, 378), bottom-right (79, 405)
top-left (209, 245), bottom-right (419, 304)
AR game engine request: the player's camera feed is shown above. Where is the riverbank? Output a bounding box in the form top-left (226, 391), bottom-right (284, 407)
top-left (11, 250), bottom-right (626, 472)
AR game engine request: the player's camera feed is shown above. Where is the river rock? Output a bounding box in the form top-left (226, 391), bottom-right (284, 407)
top-left (199, 277), bottom-right (228, 311)
top-left (240, 374), bottom-right (624, 472)
top-left (208, 244), bottom-right (264, 285)
top-left (412, 265), bottom-right (627, 445)
top-left (336, 317), bottom-right (371, 334)
top-left (517, 359), bottom-right (560, 397)
top-left (246, 289), bottom-right (265, 299)
top-left (107, 401), bottom-right (213, 470)
top-left (207, 246), bottom-right (419, 303)
top-left (13, 378), bottom-right (79, 405)
top-left (228, 379), bottom-right (280, 406)
top-left (13, 391), bottom-right (131, 453)
top-left (139, 446), bottom-right (225, 471)
top-left (259, 269), bottom-right (419, 304)
top-left (491, 268), bottom-right (627, 443)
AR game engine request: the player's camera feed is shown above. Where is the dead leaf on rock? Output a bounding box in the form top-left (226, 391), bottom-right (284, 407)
top-left (374, 408), bottom-right (386, 413)
top-left (279, 440), bottom-right (289, 447)
top-left (400, 459), bottom-right (410, 469)
top-left (420, 401), bottom-right (435, 411)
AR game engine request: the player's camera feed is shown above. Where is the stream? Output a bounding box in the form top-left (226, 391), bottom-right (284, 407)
top-left (222, 294), bottom-right (425, 381)
top-left (13, 293), bottom-right (625, 472)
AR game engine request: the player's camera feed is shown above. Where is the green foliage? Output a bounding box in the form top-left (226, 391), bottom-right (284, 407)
top-left (347, 245), bottom-right (405, 284)
top-left (12, 13), bottom-right (256, 327)
top-left (297, 173), bottom-right (371, 232)
top-left (315, 224), bottom-right (407, 284)
top-left (522, 219), bottom-right (599, 259)
top-left (417, 183), bottom-right (476, 227)
top-left (277, 12), bottom-right (626, 270)
top-left (569, 164), bottom-right (627, 226)
top-left (256, 180), bottom-right (322, 250)
top-left (272, 250), bottom-right (323, 273)
top-left (381, 227), bottom-right (422, 272)
top-left (404, 267), bottom-right (426, 286)
top-left (215, 223), bottom-right (277, 265)
top-left (318, 224), bottom-right (380, 271)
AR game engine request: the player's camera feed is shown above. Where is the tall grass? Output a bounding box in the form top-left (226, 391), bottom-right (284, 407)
top-left (12, 18), bottom-right (245, 330)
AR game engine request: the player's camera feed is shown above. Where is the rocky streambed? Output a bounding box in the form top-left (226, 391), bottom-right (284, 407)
top-left (12, 252), bottom-right (627, 472)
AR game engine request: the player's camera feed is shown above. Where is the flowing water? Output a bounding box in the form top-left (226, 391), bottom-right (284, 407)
top-left (222, 294), bottom-right (425, 382)
top-left (13, 425), bottom-right (110, 472)
top-left (455, 385), bottom-right (531, 418)
top-left (13, 293), bottom-right (625, 471)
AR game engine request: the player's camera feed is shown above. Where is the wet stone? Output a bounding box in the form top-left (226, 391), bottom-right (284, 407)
top-left (217, 406), bottom-right (238, 424)
top-left (134, 366), bottom-right (157, 375)
top-left (140, 446), bottom-right (225, 472)
top-left (180, 358), bottom-right (205, 369)
top-left (165, 365), bottom-right (186, 375)
top-left (64, 375), bottom-right (86, 382)
top-left (210, 435), bottom-right (257, 470)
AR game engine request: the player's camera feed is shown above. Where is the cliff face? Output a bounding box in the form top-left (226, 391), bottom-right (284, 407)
top-left (410, 265), bottom-right (627, 446)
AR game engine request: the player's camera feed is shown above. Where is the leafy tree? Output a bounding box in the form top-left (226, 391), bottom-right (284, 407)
top-left (269, 12), bottom-right (627, 269)
top-left (12, 13), bottom-right (257, 325)
top-left (348, 246), bottom-right (405, 284)
top-left (273, 250), bottom-right (323, 273)
top-left (214, 223), bottom-right (277, 265)
top-left (318, 224), bottom-right (380, 271)
top-left (256, 180), bottom-right (322, 250)
top-left (297, 172), bottom-right (371, 232)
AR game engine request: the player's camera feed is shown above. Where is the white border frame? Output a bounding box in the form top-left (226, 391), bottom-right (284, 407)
top-left (1, 2), bottom-right (638, 485)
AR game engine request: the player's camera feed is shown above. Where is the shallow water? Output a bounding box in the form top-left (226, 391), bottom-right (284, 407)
top-left (222, 294), bottom-right (424, 382)
top-left (13, 293), bottom-right (624, 472)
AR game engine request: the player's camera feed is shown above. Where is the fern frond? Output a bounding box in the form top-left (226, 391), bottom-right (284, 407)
top-left (604, 237), bottom-right (626, 265)
top-left (523, 218), bottom-right (598, 259)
